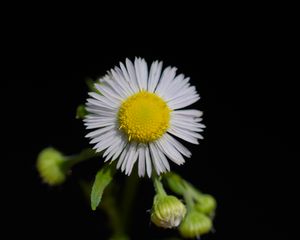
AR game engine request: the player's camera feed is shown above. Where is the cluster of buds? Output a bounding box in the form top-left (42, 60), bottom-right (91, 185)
top-left (37, 148), bottom-right (216, 239)
top-left (151, 174), bottom-right (217, 239)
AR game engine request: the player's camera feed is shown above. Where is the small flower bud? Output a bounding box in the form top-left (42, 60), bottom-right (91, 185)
top-left (151, 195), bottom-right (187, 229)
top-left (194, 194), bottom-right (217, 215)
top-left (179, 211), bottom-right (212, 238)
top-left (36, 148), bottom-right (66, 186)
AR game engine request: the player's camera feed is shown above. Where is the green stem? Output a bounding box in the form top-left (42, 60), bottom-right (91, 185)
top-left (183, 187), bottom-right (195, 211)
top-left (62, 148), bottom-right (100, 170)
top-left (121, 172), bottom-right (139, 233)
top-left (102, 195), bottom-right (126, 239)
top-left (153, 175), bottom-right (167, 196)
top-left (79, 181), bottom-right (128, 239)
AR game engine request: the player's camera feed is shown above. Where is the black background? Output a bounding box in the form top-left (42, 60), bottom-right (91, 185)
top-left (4, 11), bottom-right (299, 240)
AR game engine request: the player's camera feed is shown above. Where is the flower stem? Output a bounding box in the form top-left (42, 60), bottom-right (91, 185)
top-left (153, 175), bottom-right (167, 196)
top-left (102, 194), bottom-right (127, 240)
top-left (62, 148), bottom-right (100, 170)
top-left (121, 172), bottom-right (139, 233)
top-left (183, 188), bottom-right (195, 211)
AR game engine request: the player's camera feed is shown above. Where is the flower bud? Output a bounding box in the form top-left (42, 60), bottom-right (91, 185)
top-left (194, 194), bottom-right (217, 215)
top-left (151, 195), bottom-right (187, 229)
top-left (36, 148), bottom-right (66, 186)
top-left (179, 211), bottom-right (212, 238)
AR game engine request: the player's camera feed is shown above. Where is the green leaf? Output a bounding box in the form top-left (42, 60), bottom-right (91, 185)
top-left (91, 164), bottom-right (115, 210)
top-left (85, 77), bottom-right (103, 94)
top-left (76, 105), bottom-right (88, 119)
top-left (85, 78), bottom-right (100, 93)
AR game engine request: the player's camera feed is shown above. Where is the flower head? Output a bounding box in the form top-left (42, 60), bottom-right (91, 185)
top-left (151, 195), bottom-right (186, 228)
top-left (36, 147), bottom-right (66, 186)
top-left (179, 211), bottom-right (212, 238)
top-left (84, 58), bottom-right (205, 177)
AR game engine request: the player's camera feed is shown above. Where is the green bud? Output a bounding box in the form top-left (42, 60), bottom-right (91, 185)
top-left (36, 148), bottom-right (67, 186)
top-left (151, 195), bottom-right (187, 229)
top-left (194, 194), bottom-right (217, 215)
top-left (179, 211), bottom-right (212, 238)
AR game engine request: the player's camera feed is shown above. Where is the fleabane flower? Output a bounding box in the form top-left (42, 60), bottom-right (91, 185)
top-left (84, 58), bottom-right (205, 177)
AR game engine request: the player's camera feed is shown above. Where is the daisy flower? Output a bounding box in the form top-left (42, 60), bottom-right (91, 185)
top-left (84, 58), bottom-right (205, 177)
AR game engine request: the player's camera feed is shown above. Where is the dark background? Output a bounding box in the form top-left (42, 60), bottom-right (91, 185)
top-left (4, 12), bottom-right (299, 240)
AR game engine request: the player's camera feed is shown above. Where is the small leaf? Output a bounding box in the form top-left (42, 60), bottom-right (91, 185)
top-left (85, 78), bottom-right (99, 93)
top-left (91, 164), bottom-right (115, 210)
top-left (76, 105), bottom-right (88, 119)
top-left (85, 77), bottom-right (102, 94)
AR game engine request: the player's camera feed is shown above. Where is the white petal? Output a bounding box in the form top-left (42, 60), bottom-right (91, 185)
top-left (134, 57), bottom-right (148, 91)
top-left (117, 144), bottom-right (129, 169)
top-left (85, 108), bottom-right (116, 117)
top-left (156, 137), bottom-right (185, 165)
top-left (94, 136), bottom-right (117, 153)
top-left (161, 74), bottom-right (186, 99)
top-left (148, 61), bottom-right (163, 92)
top-left (89, 128), bottom-right (117, 144)
top-left (149, 143), bottom-right (165, 174)
top-left (126, 147), bottom-right (139, 175)
top-left (171, 121), bottom-right (204, 132)
top-left (171, 116), bottom-right (204, 126)
top-left (171, 115), bottom-right (205, 127)
top-left (168, 94), bottom-right (200, 110)
top-left (154, 142), bottom-right (170, 171)
top-left (92, 131), bottom-right (119, 152)
top-left (110, 68), bottom-right (134, 97)
top-left (85, 125), bottom-right (115, 138)
top-left (85, 103), bottom-right (118, 114)
top-left (173, 109), bottom-right (203, 118)
top-left (122, 143), bottom-right (136, 172)
top-left (103, 136), bottom-right (123, 159)
top-left (155, 66), bottom-right (177, 97)
top-left (87, 97), bottom-right (117, 110)
top-left (170, 124), bottom-right (204, 139)
top-left (111, 138), bottom-right (127, 161)
top-left (140, 58), bottom-right (148, 90)
top-left (138, 145), bottom-right (146, 177)
top-left (118, 63), bottom-right (137, 94)
top-left (83, 116), bottom-right (115, 123)
top-left (85, 113), bottom-right (117, 119)
top-left (166, 86), bottom-right (197, 103)
top-left (145, 146), bottom-right (152, 178)
top-left (167, 127), bottom-right (199, 144)
top-left (100, 73), bottom-right (128, 99)
top-left (85, 121), bottom-right (115, 129)
top-left (164, 133), bottom-right (192, 157)
top-left (125, 58), bottom-right (139, 92)
top-left (88, 92), bottom-right (120, 107)
top-left (94, 83), bottom-right (123, 101)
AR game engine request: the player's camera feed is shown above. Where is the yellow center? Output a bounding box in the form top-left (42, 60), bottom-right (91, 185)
top-left (118, 91), bottom-right (171, 143)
